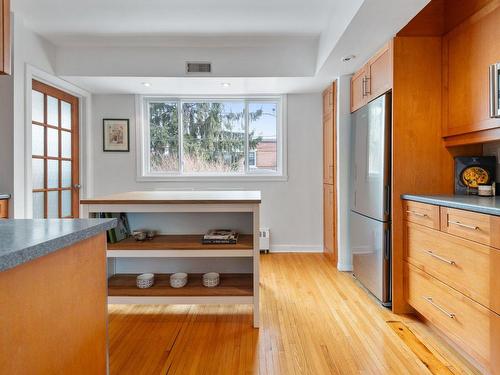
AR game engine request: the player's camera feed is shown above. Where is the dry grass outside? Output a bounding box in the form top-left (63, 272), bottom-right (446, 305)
top-left (151, 154), bottom-right (245, 174)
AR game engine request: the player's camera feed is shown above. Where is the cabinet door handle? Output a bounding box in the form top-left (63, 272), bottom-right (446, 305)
top-left (423, 296), bottom-right (456, 319)
top-left (448, 220), bottom-right (479, 230)
top-left (365, 76), bottom-right (371, 95)
top-left (425, 250), bottom-right (455, 265)
top-left (362, 78), bottom-right (367, 98)
top-left (406, 210), bottom-right (427, 217)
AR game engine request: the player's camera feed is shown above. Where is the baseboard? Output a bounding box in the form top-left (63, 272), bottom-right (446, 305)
top-left (337, 263), bottom-right (353, 272)
top-left (269, 244), bottom-right (323, 253)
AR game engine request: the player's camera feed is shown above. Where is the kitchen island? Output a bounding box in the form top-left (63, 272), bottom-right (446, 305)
top-left (81, 190), bottom-right (262, 327)
top-left (0, 219), bottom-right (116, 374)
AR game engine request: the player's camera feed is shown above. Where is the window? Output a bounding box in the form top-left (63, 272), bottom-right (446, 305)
top-left (139, 96), bottom-right (285, 179)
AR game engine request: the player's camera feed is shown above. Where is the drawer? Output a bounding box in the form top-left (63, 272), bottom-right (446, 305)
top-left (404, 222), bottom-right (500, 313)
top-left (0, 200), bottom-right (8, 219)
top-left (440, 207), bottom-right (500, 249)
top-left (403, 200), bottom-right (440, 229)
top-left (405, 263), bottom-right (500, 373)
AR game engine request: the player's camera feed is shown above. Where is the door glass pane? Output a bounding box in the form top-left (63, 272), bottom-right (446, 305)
top-left (32, 91), bottom-right (44, 123)
top-left (47, 159), bottom-right (59, 188)
top-left (62, 190), bottom-right (72, 217)
top-left (47, 96), bottom-right (59, 126)
top-left (33, 192), bottom-right (45, 218)
top-left (32, 159), bottom-right (44, 189)
top-left (61, 131), bottom-right (71, 158)
top-left (47, 128), bottom-right (59, 157)
top-left (47, 191), bottom-right (59, 218)
top-left (61, 101), bottom-right (72, 129)
top-left (32, 124), bottom-right (45, 156)
top-left (62, 161), bottom-right (72, 188)
top-left (248, 102), bottom-right (278, 172)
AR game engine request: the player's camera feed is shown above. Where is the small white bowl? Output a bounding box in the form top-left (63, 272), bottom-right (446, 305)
top-left (170, 272), bottom-right (188, 288)
top-left (202, 272), bottom-right (220, 288)
top-left (136, 273), bottom-right (154, 289)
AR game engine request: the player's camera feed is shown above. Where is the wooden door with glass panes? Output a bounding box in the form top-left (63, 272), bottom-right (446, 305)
top-left (31, 80), bottom-right (80, 218)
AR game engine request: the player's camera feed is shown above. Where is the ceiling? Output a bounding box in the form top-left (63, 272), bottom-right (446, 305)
top-left (13, 0), bottom-right (338, 45)
top-left (62, 76), bottom-right (328, 95)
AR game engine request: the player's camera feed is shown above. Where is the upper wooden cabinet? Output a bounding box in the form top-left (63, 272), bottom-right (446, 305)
top-left (442, 3), bottom-right (500, 143)
top-left (0, 0), bottom-right (10, 75)
top-left (350, 41), bottom-right (393, 113)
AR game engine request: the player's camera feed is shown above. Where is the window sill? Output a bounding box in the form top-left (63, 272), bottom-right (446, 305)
top-left (136, 174), bottom-right (288, 182)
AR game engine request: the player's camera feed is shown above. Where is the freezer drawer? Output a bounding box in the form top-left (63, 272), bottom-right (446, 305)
top-left (350, 211), bottom-right (391, 304)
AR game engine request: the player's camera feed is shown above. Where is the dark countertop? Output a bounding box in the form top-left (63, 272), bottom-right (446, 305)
top-left (0, 194), bottom-right (10, 200)
top-left (401, 194), bottom-right (500, 217)
top-left (0, 219), bottom-right (116, 272)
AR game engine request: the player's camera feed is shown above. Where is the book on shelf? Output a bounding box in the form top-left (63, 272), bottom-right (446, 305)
top-left (202, 229), bottom-right (239, 244)
top-left (102, 212), bottom-right (131, 243)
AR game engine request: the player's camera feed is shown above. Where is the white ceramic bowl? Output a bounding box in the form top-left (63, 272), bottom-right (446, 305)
top-left (202, 272), bottom-right (220, 288)
top-left (136, 273), bottom-right (154, 289)
top-left (170, 272), bottom-right (188, 288)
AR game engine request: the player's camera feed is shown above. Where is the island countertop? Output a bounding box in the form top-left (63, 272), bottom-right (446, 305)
top-left (0, 219), bottom-right (116, 272)
top-left (81, 190), bottom-right (262, 204)
top-left (401, 194), bottom-right (500, 217)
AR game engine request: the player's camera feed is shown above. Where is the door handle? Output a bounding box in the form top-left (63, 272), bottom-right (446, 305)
top-left (448, 220), bottom-right (479, 230)
top-left (423, 296), bottom-right (456, 319)
top-left (73, 184), bottom-right (81, 190)
top-left (406, 210), bottom-right (427, 217)
top-left (364, 76), bottom-right (371, 95)
top-left (425, 250), bottom-right (455, 265)
top-left (362, 78), bottom-right (366, 97)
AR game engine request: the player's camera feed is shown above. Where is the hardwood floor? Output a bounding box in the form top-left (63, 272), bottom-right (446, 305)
top-left (108, 253), bottom-right (480, 375)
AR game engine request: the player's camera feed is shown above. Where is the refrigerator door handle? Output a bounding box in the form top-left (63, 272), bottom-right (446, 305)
top-left (384, 228), bottom-right (391, 260)
top-left (384, 185), bottom-right (390, 215)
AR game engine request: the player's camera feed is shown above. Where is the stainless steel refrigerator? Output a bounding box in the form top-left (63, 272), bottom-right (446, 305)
top-left (350, 92), bottom-right (391, 306)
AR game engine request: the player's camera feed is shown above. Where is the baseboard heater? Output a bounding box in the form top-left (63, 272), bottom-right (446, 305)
top-left (259, 228), bottom-right (270, 253)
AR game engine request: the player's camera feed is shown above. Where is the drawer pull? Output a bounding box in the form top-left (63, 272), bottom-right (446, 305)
top-left (448, 220), bottom-right (479, 230)
top-left (406, 210), bottom-right (428, 217)
top-left (425, 250), bottom-right (456, 265)
top-left (423, 296), bottom-right (456, 319)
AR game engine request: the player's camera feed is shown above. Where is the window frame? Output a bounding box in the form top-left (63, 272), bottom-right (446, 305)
top-left (136, 94), bottom-right (287, 181)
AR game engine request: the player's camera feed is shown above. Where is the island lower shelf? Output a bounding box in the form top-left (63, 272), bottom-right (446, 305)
top-left (108, 273), bottom-right (254, 304)
top-left (107, 234), bottom-right (254, 258)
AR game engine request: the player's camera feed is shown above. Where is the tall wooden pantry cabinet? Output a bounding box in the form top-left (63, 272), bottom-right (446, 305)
top-left (322, 82), bottom-right (337, 262)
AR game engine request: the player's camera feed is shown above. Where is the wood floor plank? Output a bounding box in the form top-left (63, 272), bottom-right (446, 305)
top-left (108, 253), bottom-right (480, 375)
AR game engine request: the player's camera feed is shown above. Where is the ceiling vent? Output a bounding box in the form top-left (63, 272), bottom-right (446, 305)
top-left (186, 62), bottom-right (212, 74)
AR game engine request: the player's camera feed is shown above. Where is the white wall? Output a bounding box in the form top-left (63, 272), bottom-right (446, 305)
top-left (483, 141), bottom-right (500, 181)
top-left (336, 75), bottom-right (353, 271)
top-left (10, 13), bottom-right (57, 217)
top-left (90, 93), bottom-right (323, 251)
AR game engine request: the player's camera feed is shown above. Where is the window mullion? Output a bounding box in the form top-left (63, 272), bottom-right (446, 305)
top-left (178, 99), bottom-right (183, 174)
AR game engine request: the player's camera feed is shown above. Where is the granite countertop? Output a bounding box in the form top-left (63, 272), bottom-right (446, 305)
top-left (0, 219), bottom-right (116, 272)
top-left (0, 194), bottom-right (10, 200)
top-left (401, 194), bottom-right (500, 216)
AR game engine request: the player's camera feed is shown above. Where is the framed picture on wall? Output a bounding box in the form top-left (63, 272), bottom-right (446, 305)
top-left (103, 119), bottom-right (130, 152)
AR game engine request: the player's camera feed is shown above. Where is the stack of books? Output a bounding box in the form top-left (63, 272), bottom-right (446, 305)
top-left (202, 229), bottom-right (239, 244)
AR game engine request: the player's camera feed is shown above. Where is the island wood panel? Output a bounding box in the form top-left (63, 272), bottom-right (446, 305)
top-left (392, 36), bottom-right (455, 314)
top-left (0, 0), bottom-right (10, 75)
top-left (107, 234), bottom-right (253, 251)
top-left (442, 1), bottom-right (500, 139)
top-left (81, 190), bottom-right (261, 205)
top-left (0, 234), bottom-right (107, 374)
top-left (108, 273), bottom-right (253, 297)
top-left (0, 199), bottom-right (8, 218)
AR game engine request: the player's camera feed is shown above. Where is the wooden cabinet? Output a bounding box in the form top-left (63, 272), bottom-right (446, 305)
top-left (350, 41), bottom-right (393, 113)
top-left (404, 200), bottom-right (440, 229)
top-left (323, 184), bottom-right (334, 254)
top-left (322, 82), bottom-right (337, 261)
top-left (442, 3), bottom-right (500, 144)
top-left (0, 199), bottom-right (8, 218)
top-left (0, 0), bottom-right (10, 75)
top-left (403, 200), bottom-right (500, 373)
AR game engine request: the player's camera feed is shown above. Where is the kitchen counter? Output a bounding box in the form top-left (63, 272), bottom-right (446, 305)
top-left (401, 194), bottom-right (500, 216)
top-left (0, 194), bottom-right (10, 200)
top-left (0, 218), bottom-right (116, 272)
